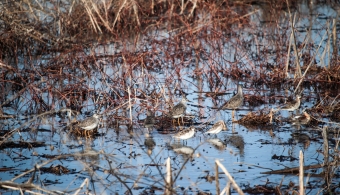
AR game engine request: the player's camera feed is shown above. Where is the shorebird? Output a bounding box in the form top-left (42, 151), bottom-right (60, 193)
top-left (144, 110), bottom-right (156, 129)
top-left (173, 126), bottom-right (195, 140)
top-left (169, 96), bottom-right (190, 126)
top-left (77, 114), bottom-right (100, 130)
top-left (204, 120), bottom-right (227, 134)
top-left (280, 95), bottom-right (301, 113)
top-left (77, 114), bottom-right (99, 135)
top-left (291, 111), bottom-right (310, 126)
top-left (218, 84), bottom-right (244, 121)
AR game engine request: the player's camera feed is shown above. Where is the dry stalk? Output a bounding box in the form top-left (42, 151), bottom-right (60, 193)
top-left (112, 0), bottom-right (128, 28)
top-left (294, 28), bottom-right (327, 94)
top-left (285, 0), bottom-right (301, 78)
top-left (165, 157), bottom-right (172, 195)
top-left (284, 30), bottom-right (293, 79)
top-left (73, 178), bottom-right (89, 195)
top-left (220, 181), bottom-right (231, 195)
top-left (81, 0), bottom-right (102, 33)
top-left (215, 160), bottom-right (244, 195)
top-left (132, 0), bottom-right (141, 27)
top-left (215, 162), bottom-right (220, 194)
top-left (299, 151), bottom-right (304, 195)
top-left (332, 18), bottom-right (338, 65)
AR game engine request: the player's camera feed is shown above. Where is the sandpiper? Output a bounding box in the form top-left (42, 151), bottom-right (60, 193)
top-left (173, 126), bottom-right (195, 140)
top-left (77, 114), bottom-right (100, 130)
top-left (280, 95), bottom-right (301, 112)
top-left (144, 110), bottom-right (156, 128)
top-left (219, 84), bottom-right (244, 121)
top-left (205, 120), bottom-right (227, 134)
top-left (219, 84), bottom-right (244, 110)
top-left (292, 111), bottom-right (310, 125)
top-left (169, 96), bottom-right (190, 126)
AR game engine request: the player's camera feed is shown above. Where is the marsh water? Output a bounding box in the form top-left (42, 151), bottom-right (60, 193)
top-left (1, 1), bottom-right (340, 194)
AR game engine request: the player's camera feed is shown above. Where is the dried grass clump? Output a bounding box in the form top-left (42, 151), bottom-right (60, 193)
top-left (246, 94), bottom-right (266, 107)
top-left (315, 65), bottom-right (340, 83)
top-left (235, 110), bottom-right (272, 126)
top-left (330, 103), bottom-right (340, 121)
top-left (265, 66), bottom-right (287, 85)
top-left (40, 164), bottom-right (70, 175)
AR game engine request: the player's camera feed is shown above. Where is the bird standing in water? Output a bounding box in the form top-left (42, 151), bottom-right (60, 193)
top-left (169, 96), bottom-right (190, 126)
top-left (280, 95), bottom-right (301, 113)
top-left (173, 126), bottom-right (195, 140)
top-left (219, 84), bottom-right (244, 121)
top-left (204, 120), bottom-right (227, 135)
top-left (77, 114), bottom-right (100, 130)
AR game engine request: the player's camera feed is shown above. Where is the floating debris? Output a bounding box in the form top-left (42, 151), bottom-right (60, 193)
top-left (40, 164), bottom-right (70, 175)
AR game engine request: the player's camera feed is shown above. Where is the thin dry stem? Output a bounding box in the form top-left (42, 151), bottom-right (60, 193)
top-left (216, 160), bottom-right (244, 195)
top-left (299, 151), bottom-right (304, 195)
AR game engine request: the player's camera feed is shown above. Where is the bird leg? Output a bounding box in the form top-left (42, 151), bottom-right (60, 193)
top-left (232, 110), bottom-right (235, 122)
top-left (178, 117), bottom-right (182, 129)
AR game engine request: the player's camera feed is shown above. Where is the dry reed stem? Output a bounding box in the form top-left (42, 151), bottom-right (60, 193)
top-left (285, 0), bottom-right (302, 78)
top-left (0, 108), bottom-right (73, 146)
top-left (0, 181), bottom-right (61, 195)
top-left (81, 0), bottom-right (102, 33)
top-left (113, 0), bottom-right (128, 28)
top-left (215, 160), bottom-right (244, 195)
top-left (322, 126), bottom-right (329, 165)
top-left (325, 21), bottom-right (331, 68)
top-left (165, 157), bottom-right (172, 195)
top-left (285, 30), bottom-right (293, 79)
top-left (294, 29), bottom-right (327, 94)
top-left (73, 178), bottom-right (89, 195)
top-left (332, 19), bottom-right (337, 64)
top-left (220, 181), bottom-right (231, 195)
top-left (215, 162), bottom-right (220, 194)
top-left (299, 151), bottom-right (304, 195)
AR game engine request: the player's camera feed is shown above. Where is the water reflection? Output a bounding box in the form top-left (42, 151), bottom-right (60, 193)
top-left (225, 134), bottom-right (245, 156)
top-left (290, 132), bottom-right (311, 149)
top-left (206, 138), bottom-right (227, 151)
top-left (144, 133), bottom-right (156, 155)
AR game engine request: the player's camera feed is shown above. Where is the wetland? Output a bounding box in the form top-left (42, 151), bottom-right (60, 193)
top-left (1, 0), bottom-right (340, 194)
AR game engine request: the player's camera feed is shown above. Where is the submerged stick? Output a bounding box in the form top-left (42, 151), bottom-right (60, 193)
top-left (322, 126), bottom-right (331, 190)
top-left (299, 151), bottom-right (304, 195)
